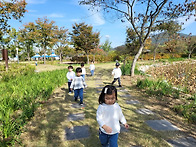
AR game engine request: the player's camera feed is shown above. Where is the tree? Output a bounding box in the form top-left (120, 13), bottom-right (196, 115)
top-left (53, 26), bottom-right (69, 63)
top-left (150, 21), bottom-right (182, 61)
top-left (100, 39), bottom-right (112, 52)
top-left (70, 22), bottom-right (100, 64)
top-left (183, 34), bottom-right (196, 59)
top-left (18, 22), bottom-right (36, 61)
top-left (114, 45), bottom-right (129, 65)
top-left (35, 17), bottom-right (57, 64)
top-left (0, 0), bottom-right (27, 70)
top-left (79, 0), bottom-right (196, 76)
top-left (0, 0), bottom-right (27, 33)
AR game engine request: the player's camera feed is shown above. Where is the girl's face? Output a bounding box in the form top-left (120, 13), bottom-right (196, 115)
top-left (68, 68), bottom-right (73, 72)
top-left (76, 72), bottom-right (82, 76)
top-left (104, 91), bottom-right (116, 105)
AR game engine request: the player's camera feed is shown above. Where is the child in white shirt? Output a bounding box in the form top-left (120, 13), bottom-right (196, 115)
top-left (81, 63), bottom-right (86, 80)
top-left (96, 85), bottom-right (129, 146)
top-left (66, 66), bottom-right (75, 94)
top-left (112, 62), bottom-right (122, 87)
top-left (89, 61), bottom-right (95, 76)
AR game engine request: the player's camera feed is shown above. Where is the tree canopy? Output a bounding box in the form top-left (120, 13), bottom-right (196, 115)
top-left (79, 0), bottom-right (196, 76)
top-left (0, 0), bottom-right (27, 34)
top-left (70, 22), bottom-right (100, 63)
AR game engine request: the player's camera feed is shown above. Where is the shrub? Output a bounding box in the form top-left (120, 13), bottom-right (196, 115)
top-left (0, 68), bottom-right (68, 146)
top-left (121, 63), bottom-right (143, 75)
top-left (0, 63), bottom-right (35, 82)
top-left (136, 78), bottom-right (179, 98)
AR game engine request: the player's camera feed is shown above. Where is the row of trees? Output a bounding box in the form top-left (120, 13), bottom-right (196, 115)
top-left (1, 0), bottom-right (196, 76)
top-left (1, 17), bottom-right (101, 64)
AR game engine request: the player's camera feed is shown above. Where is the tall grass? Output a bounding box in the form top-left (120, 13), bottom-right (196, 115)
top-left (121, 63), bottom-right (144, 75)
top-left (0, 63), bottom-right (35, 82)
top-left (173, 94), bottom-right (196, 123)
top-left (137, 78), bottom-right (196, 123)
top-left (0, 68), bottom-right (68, 146)
top-left (136, 78), bottom-right (180, 98)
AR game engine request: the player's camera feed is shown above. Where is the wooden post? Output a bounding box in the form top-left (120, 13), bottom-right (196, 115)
top-left (2, 49), bottom-right (8, 71)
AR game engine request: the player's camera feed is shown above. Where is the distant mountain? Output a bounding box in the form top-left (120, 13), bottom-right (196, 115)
top-left (151, 33), bottom-right (194, 44)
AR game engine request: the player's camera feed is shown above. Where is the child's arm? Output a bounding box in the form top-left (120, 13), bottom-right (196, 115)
top-left (102, 125), bottom-right (112, 133)
top-left (70, 79), bottom-right (74, 90)
top-left (118, 104), bottom-right (129, 129)
top-left (82, 78), bottom-right (87, 88)
top-left (112, 69), bottom-right (114, 75)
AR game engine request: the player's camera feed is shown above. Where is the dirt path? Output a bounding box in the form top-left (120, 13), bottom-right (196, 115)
top-left (18, 63), bottom-right (196, 147)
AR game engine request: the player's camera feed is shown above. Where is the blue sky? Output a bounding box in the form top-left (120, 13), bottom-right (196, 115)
top-left (8, 0), bottom-right (196, 48)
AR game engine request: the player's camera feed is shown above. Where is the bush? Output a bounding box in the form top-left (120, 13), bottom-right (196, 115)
top-left (173, 102), bottom-right (196, 123)
top-left (0, 68), bottom-right (68, 146)
top-left (136, 78), bottom-right (179, 98)
top-left (0, 63), bottom-right (35, 82)
top-left (121, 63), bottom-right (143, 75)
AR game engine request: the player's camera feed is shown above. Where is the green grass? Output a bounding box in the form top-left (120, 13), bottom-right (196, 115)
top-left (0, 68), bottom-right (68, 146)
top-left (137, 78), bottom-right (196, 123)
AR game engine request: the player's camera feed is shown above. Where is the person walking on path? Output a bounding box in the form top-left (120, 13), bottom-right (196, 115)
top-left (96, 85), bottom-right (129, 147)
top-left (81, 63), bottom-right (86, 80)
top-left (89, 61), bottom-right (95, 76)
top-left (66, 65), bottom-right (75, 94)
top-left (111, 62), bottom-right (122, 87)
top-left (70, 67), bottom-right (87, 105)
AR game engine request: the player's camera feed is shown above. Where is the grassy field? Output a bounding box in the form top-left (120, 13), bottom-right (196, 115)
top-left (16, 62), bottom-right (195, 147)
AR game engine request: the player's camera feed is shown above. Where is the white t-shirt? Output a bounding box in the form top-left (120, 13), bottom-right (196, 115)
top-left (96, 103), bottom-right (127, 135)
top-left (66, 71), bottom-right (75, 82)
top-left (81, 67), bottom-right (86, 75)
top-left (112, 68), bottom-right (122, 78)
top-left (89, 64), bottom-right (95, 70)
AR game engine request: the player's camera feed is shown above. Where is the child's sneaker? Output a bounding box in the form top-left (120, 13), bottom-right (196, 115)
top-left (68, 92), bottom-right (72, 94)
top-left (80, 102), bottom-right (83, 106)
top-left (118, 85), bottom-right (122, 87)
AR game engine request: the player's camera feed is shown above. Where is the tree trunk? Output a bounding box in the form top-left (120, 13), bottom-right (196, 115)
top-left (93, 54), bottom-right (95, 62)
top-left (87, 54), bottom-right (89, 64)
top-left (27, 52), bottom-right (30, 61)
top-left (130, 44), bottom-right (144, 76)
top-left (60, 52), bottom-right (62, 64)
top-left (3, 49), bottom-right (9, 71)
top-left (188, 52), bottom-right (191, 59)
top-left (43, 47), bottom-right (46, 64)
top-left (153, 46), bottom-right (158, 62)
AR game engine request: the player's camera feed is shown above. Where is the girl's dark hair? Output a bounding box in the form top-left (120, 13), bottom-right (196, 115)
top-left (98, 85), bottom-right (117, 104)
top-left (76, 67), bottom-right (82, 73)
top-left (68, 65), bottom-right (73, 69)
top-left (81, 63), bottom-right (84, 67)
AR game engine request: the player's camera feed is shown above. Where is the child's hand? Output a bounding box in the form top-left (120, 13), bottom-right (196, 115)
top-left (102, 125), bottom-right (112, 133)
top-left (70, 88), bottom-right (73, 91)
top-left (124, 123), bottom-right (129, 129)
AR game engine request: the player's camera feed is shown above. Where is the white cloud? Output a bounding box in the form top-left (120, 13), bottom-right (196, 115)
top-left (70, 19), bottom-right (80, 22)
top-left (26, 0), bottom-right (47, 4)
top-left (91, 11), bottom-right (105, 26)
top-left (177, 15), bottom-right (195, 28)
top-left (47, 13), bottom-right (64, 18)
top-left (105, 35), bottom-right (110, 38)
top-left (27, 9), bottom-right (37, 13)
top-left (29, 13), bottom-right (64, 18)
top-left (80, 5), bottom-right (105, 26)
